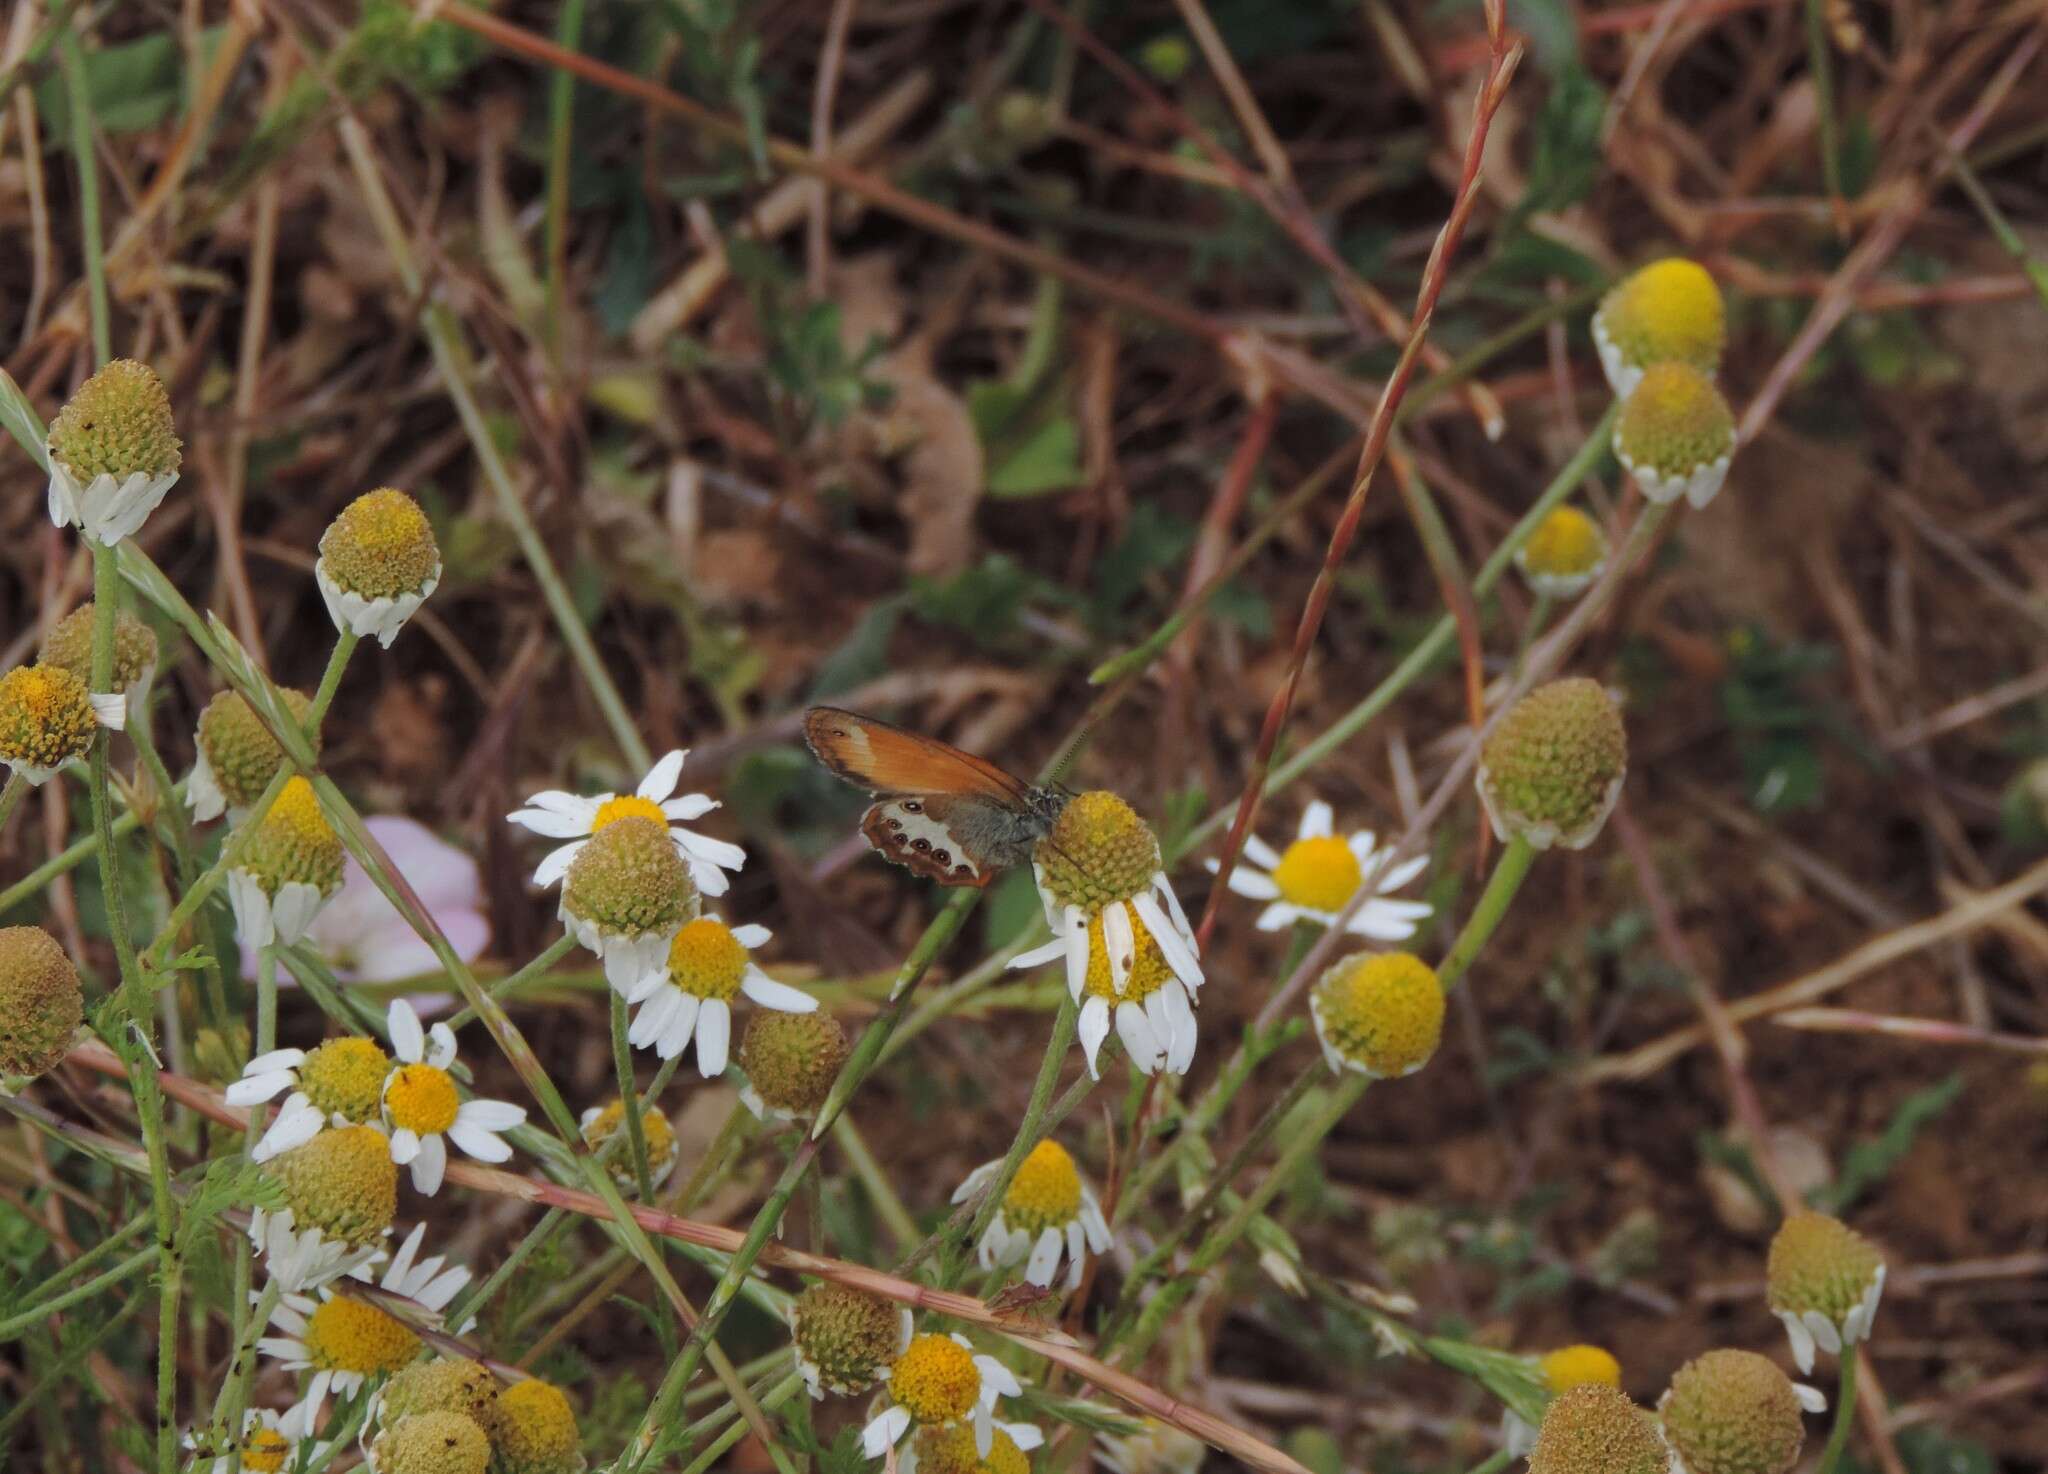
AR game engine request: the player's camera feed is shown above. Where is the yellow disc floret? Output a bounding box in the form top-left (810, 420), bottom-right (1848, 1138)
top-left (1036, 791), bottom-right (1160, 912)
top-left (239, 1425), bottom-right (293, 1474)
top-left (371, 1410), bottom-right (491, 1474)
top-left (790, 1284), bottom-right (905, 1396)
top-left (265, 1123), bottom-right (399, 1248)
top-left (198, 688), bottom-right (320, 810)
top-left (888, 1334), bottom-right (981, 1427)
top-left (244, 777), bottom-right (346, 897)
top-left (40, 602), bottom-right (159, 692)
top-left (48, 358), bottom-right (182, 480)
top-left (1310, 952), bottom-right (1444, 1078)
top-left (482, 1378), bottom-right (582, 1474)
top-left (1542, 1345), bottom-right (1623, 1394)
top-left (1003, 1139), bottom-right (1084, 1235)
top-left (1766, 1211), bottom-right (1883, 1322)
top-left (1517, 507), bottom-right (1609, 596)
top-left (380, 1357), bottom-right (501, 1429)
top-left (738, 1009), bottom-right (848, 1117)
top-left (385, 1063), bottom-right (461, 1135)
top-left (911, 1424), bottom-right (1031, 1474)
top-left (0, 664), bottom-right (97, 774)
top-left (320, 489), bottom-right (441, 600)
top-left (1079, 909), bottom-right (1174, 1006)
top-left (1478, 677), bottom-right (1627, 850)
top-left (590, 794), bottom-right (666, 832)
top-left (1270, 835), bottom-right (1362, 912)
top-left (560, 816), bottom-right (695, 939)
top-left (1660, 1349), bottom-right (1807, 1474)
top-left (1597, 259), bottom-right (1725, 383)
top-left (664, 918), bottom-right (748, 1002)
top-left (581, 1099), bottom-right (679, 1186)
top-left (1616, 362), bottom-right (1734, 478)
top-left (299, 1036), bottom-right (394, 1122)
top-left (302, 1294), bottom-right (420, 1376)
top-left (1528, 1384), bottom-right (1668, 1474)
top-left (0, 925), bottom-right (84, 1078)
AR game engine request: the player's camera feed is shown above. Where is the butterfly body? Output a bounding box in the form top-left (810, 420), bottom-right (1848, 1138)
top-left (804, 707), bottom-right (1067, 887)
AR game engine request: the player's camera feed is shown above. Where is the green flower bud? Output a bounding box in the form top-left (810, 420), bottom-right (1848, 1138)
top-left (1528, 1384), bottom-right (1668, 1474)
top-left (1660, 1349), bottom-right (1811, 1474)
top-left (481, 1378), bottom-right (583, 1474)
top-left (380, 1357), bottom-right (501, 1431)
top-left (0, 925), bottom-right (84, 1078)
top-left (1766, 1211), bottom-right (1885, 1371)
top-left (40, 602), bottom-right (159, 695)
top-left (194, 687), bottom-right (319, 815)
top-left (738, 1009), bottom-right (848, 1120)
top-left (1614, 362), bottom-right (1736, 508)
top-left (1477, 677), bottom-right (1627, 850)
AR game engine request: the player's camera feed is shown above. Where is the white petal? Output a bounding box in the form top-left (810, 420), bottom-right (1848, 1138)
top-left (411, 1133), bottom-right (448, 1194)
top-left (1163, 983), bottom-right (1198, 1074)
top-left (638, 750), bottom-right (686, 802)
top-left (447, 1118), bottom-right (513, 1162)
top-left (384, 1224), bottom-right (425, 1289)
top-left (1007, 1424), bottom-right (1044, 1452)
top-left (1241, 834), bottom-right (1284, 869)
top-left (509, 806), bottom-right (597, 839)
top-left (674, 830), bottom-right (748, 872)
top-left (1025, 1227), bottom-right (1063, 1287)
top-left (1115, 1001), bottom-right (1163, 1075)
top-left (388, 1000), bottom-right (425, 1063)
top-left (226, 1070), bottom-right (297, 1106)
top-left (268, 883), bottom-right (327, 946)
top-left (531, 841), bottom-right (584, 888)
top-left (1253, 900), bottom-right (1301, 932)
top-left (1378, 854), bottom-right (1430, 891)
top-left (1346, 900), bottom-right (1431, 941)
top-left (426, 1023), bottom-right (458, 1070)
top-left (1077, 998), bottom-right (1111, 1078)
top-left (1134, 892), bottom-right (1203, 992)
top-left (1080, 1194), bottom-right (1113, 1253)
top-left (456, 1098), bottom-right (526, 1132)
top-left (663, 793), bottom-right (718, 821)
top-left (1345, 830), bottom-right (1380, 860)
top-left (1804, 1309), bottom-right (1842, 1356)
top-left (1009, 936), bottom-right (1068, 970)
top-left (389, 1127), bottom-right (421, 1165)
top-left (1300, 800), bottom-right (1334, 838)
top-left (974, 1402), bottom-right (994, 1458)
top-left (976, 1221), bottom-right (1005, 1271)
top-left (1778, 1310), bottom-right (1817, 1375)
top-left (625, 968), bottom-right (670, 1005)
top-left (253, 1102), bottom-right (325, 1162)
top-left (863, 1407), bottom-right (910, 1457)
top-left (228, 871), bottom-right (274, 949)
top-left (1793, 1383), bottom-right (1828, 1414)
top-left (660, 993), bottom-right (702, 1061)
top-left (1065, 1222), bottom-right (1088, 1287)
top-left (953, 1161), bottom-right (1001, 1204)
top-left (695, 999), bottom-right (731, 1078)
top-left (730, 923), bottom-right (772, 948)
top-left (1062, 907), bottom-right (1089, 1002)
top-left (1223, 867), bottom-right (1282, 900)
top-left (741, 970), bottom-right (817, 1013)
top-left (1102, 901), bottom-right (1134, 994)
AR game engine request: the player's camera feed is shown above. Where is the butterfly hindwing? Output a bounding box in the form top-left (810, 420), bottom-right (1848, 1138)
top-left (860, 797), bottom-right (995, 887)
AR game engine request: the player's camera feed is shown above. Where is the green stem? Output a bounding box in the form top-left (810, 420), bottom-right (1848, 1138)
top-left (0, 1245), bottom-right (156, 1340)
top-left (1804, 0), bottom-right (1845, 213)
top-left (831, 1114), bottom-right (921, 1252)
top-left (674, 1373), bottom-right (804, 1474)
top-left (0, 801), bottom-right (151, 917)
top-left (1435, 833), bottom-right (1537, 993)
top-left (543, 0), bottom-right (587, 348)
top-left (9, 1210), bottom-right (151, 1308)
top-left (0, 774), bottom-right (26, 834)
top-left (129, 720), bottom-right (230, 1029)
top-left (440, 932), bottom-right (579, 1031)
top-left (304, 629), bottom-right (359, 732)
top-left (1462, 1450), bottom-right (1516, 1474)
top-left (609, 993), bottom-right (657, 1204)
top-left (58, 29), bottom-right (110, 366)
top-left (1815, 1345), bottom-right (1859, 1474)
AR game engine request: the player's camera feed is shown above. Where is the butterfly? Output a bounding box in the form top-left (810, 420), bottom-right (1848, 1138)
top-left (802, 706), bottom-right (1069, 888)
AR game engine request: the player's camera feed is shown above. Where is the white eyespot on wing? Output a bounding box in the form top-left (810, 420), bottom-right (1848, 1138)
top-left (863, 799), bottom-right (986, 883)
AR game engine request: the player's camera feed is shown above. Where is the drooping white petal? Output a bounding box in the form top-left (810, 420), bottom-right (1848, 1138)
top-left (1025, 1227), bottom-right (1063, 1287)
top-left (411, 1133), bottom-right (448, 1194)
top-left (1077, 998), bottom-right (1111, 1078)
top-left (1793, 1382), bottom-right (1828, 1414)
top-left (625, 968), bottom-right (670, 1005)
top-left (659, 992), bottom-right (702, 1061)
top-left (1778, 1310), bottom-right (1817, 1375)
top-left (862, 1407), bottom-right (911, 1457)
top-left (389, 1127), bottom-right (422, 1165)
top-left (1009, 936), bottom-right (1068, 970)
top-left (1065, 1223), bottom-right (1087, 1287)
top-left (740, 969), bottom-right (817, 1013)
top-left (531, 841), bottom-right (584, 888)
top-left (447, 1118), bottom-right (513, 1163)
top-left (1804, 1309), bottom-right (1842, 1356)
top-left (1079, 1193), bottom-right (1112, 1253)
top-left (1115, 1001), bottom-right (1163, 1075)
top-left (695, 998), bottom-right (732, 1078)
top-left (1102, 900), bottom-right (1135, 994)
top-left (226, 1069), bottom-right (297, 1106)
top-left (227, 870), bottom-right (275, 949)
top-left (425, 1023), bottom-right (458, 1070)
top-left (1133, 892), bottom-right (1203, 993)
top-left (253, 1101), bottom-right (326, 1162)
top-left (388, 999), bottom-right (425, 1063)
top-left (1162, 982), bottom-right (1199, 1074)
top-left (976, 1353), bottom-right (1021, 1398)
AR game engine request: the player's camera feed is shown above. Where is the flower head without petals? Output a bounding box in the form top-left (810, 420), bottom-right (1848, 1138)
top-left (789, 1284), bottom-right (912, 1398)
top-left (480, 1379), bottom-right (584, 1474)
top-left (556, 815), bottom-right (699, 993)
top-left (1660, 1349), bottom-right (1817, 1474)
top-left (0, 925), bottom-right (83, 1079)
top-left (1614, 362), bottom-right (1736, 509)
top-left (40, 602), bottom-right (159, 704)
top-left (1528, 1384), bottom-right (1669, 1474)
top-left (370, 1411), bottom-right (491, 1474)
top-left (46, 358), bottom-right (181, 544)
top-left (377, 1357), bottom-right (500, 1431)
top-left (189, 687), bottom-right (319, 822)
top-left (1515, 507), bottom-right (1609, 599)
top-left (1309, 951), bottom-right (1444, 1078)
top-left (580, 1099), bottom-right (679, 1190)
top-left (738, 1008), bottom-right (848, 1121)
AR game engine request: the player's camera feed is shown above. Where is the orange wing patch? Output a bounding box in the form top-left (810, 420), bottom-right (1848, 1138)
top-left (802, 707), bottom-right (1027, 801)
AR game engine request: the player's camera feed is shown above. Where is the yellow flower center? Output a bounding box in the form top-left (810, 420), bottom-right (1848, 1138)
top-left (1312, 952), bottom-right (1445, 1078)
top-left (1002, 1139), bottom-right (1083, 1235)
top-left (1270, 835), bottom-right (1362, 912)
top-left (0, 664), bottom-right (96, 769)
top-left (486, 1379), bottom-right (581, 1470)
top-left (299, 1036), bottom-right (392, 1121)
top-left (242, 1427), bottom-right (291, 1474)
top-left (1080, 908), bottom-right (1174, 1005)
top-left (1541, 1344), bottom-right (1621, 1394)
top-left (1604, 258), bottom-right (1724, 373)
top-left (302, 1295), bottom-right (420, 1375)
top-left (888, 1334), bottom-right (981, 1426)
top-left (664, 917), bottom-right (747, 1002)
top-left (1035, 790), bottom-right (1161, 912)
top-left (263, 777), bottom-right (331, 844)
top-left (385, 1063), bottom-right (461, 1135)
top-left (914, 1424), bottom-right (1031, 1474)
top-left (592, 794), bottom-right (666, 832)
top-left (1521, 507), bottom-right (1605, 579)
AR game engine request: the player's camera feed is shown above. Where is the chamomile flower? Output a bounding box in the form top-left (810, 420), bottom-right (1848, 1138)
top-left (480, 1378), bottom-right (585, 1474)
top-left (902, 1421), bottom-right (1046, 1474)
top-left (227, 777), bottom-right (346, 949)
top-left (789, 1284), bottom-right (913, 1399)
top-left (229, 1034), bottom-right (393, 1162)
top-left (1503, 1344), bottom-right (1622, 1456)
top-left (1660, 1349), bottom-right (1824, 1474)
top-left (187, 687), bottom-right (319, 823)
top-left (1527, 1384), bottom-right (1669, 1474)
top-left (580, 1098), bottom-right (679, 1189)
top-left (250, 1123), bottom-right (397, 1291)
top-left (1591, 257), bottom-right (1725, 397)
top-left (952, 1139), bottom-right (1112, 1291)
top-left (1476, 678), bottom-right (1628, 851)
top-left (1010, 791), bottom-right (1203, 1078)
top-left (1309, 952), bottom-right (1445, 1079)
top-left (185, 1408), bottom-right (307, 1474)
top-left (509, 749), bottom-right (745, 898)
top-left (1614, 361), bottom-right (1736, 509)
top-left (623, 915), bottom-right (817, 1076)
top-left (45, 358), bottom-right (182, 545)
top-left (1765, 1210), bottom-right (1886, 1374)
top-left (317, 488), bottom-right (442, 648)
top-left (737, 1008), bottom-right (849, 1122)
top-left (554, 815), bottom-right (699, 993)
top-left (860, 1332), bottom-right (1023, 1463)
top-left (374, 1356), bottom-right (500, 1432)
top-left (1095, 1419), bottom-right (1207, 1474)
top-left (40, 601), bottom-right (159, 730)
top-left (380, 1000), bottom-right (525, 1194)
top-left (261, 1223), bottom-right (473, 1432)
top-left (1515, 506), bottom-right (1610, 599)
top-left (0, 925), bottom-right (83, 1080)
top-left (0, 663), bottom-right (100, 785)
top-left (1206, 800), bottom-right (1431, 940)
top-left (368, 1411), bottom-right (490, 1474)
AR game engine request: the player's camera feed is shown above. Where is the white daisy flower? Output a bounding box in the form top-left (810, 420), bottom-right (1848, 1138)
top-left (183, 1408), bottom-right (318, 1474)
top-left (314, 489), bottom-right (441, 649)
top-left (622, 915), bottom-right (816, 1077)
top-left (246, 1204), bottom-right (388, 1295)
top-left (244, 1123), bottom-right (397, 1293)
top-left (1206, 799), bottom-right (1431, 939)
top-left (225, 778), bottom-right (345, 950)
top-left (379, 1000), bottom-right (526, 1195)
top-left (951, 1139), bottom-right (1112, 1292)
top-left (44, 358), bottom-right (182, 548)
top-left (508, 749), bottom-right (746, 898)
top-left (860, 1331), bottom-right (1023, 1463)
top-left (227, 1036), bottom-right (394, 1163)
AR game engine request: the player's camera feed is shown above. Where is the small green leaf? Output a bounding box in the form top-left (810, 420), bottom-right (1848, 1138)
top-left (1816, 1073), bottom-right (1964, 1214)
top-left (984, 415), bottom-right (1084, 498)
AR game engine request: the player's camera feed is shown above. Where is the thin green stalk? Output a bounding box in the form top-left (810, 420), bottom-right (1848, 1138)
top-left (304, 628), bottom-right (359, 732)
top-left (1462, 1449), bottom-right (1516, 1474)
top-left (0, 1295), bottom-right (142, 1445)
top-left (10, 1210), bottom-right (152, 1307)
top-left (128, 719), bottom-right (230, 1028)
top-left (441, 931), bottom-right (579, 1031)
top-left (609, 994), bottom-right (657, 1204)
top-left (1944, 146), bottom-right (2048, 308)
top-left (0, 774), bottom-right (26, 833)
top-left (543, 0), bottom-right (587, 346)
top-left (1815, 1346), bottom-right (1858, 1474)
top-left (58, 30), bottom-right (110, 366)
top-left (831, 1114), bottom-right (921, 1252)
top-left (1435, 833), bottom-right (1537, 993)
top-left (0, 801), bottom-right (151, 917)
top-left (674, 1372), bottom-right (804, 1474)
top-left (1804, 0), bottom-right (1845, 217)
top-left (0, 1245), bottom-right (156, 1340)
top-left (142, 766), bottom-right (292, 969)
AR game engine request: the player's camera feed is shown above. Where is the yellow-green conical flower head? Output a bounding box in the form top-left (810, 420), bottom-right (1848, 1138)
top-left (911, 1423), bottom-right (1035, 1474)
top-left (0, 925), bottom-right (83, 1078)
top-left (371, 1411), bottom-right (492, 1474)
top-left (379, 1357), bottom-right (501, 1431)
top-left (229, 776), bottom-right (346, 948)
top-left (1614, 362), bottom-right (1736, 509)
top-left (318, 488), bottom-right (443, 648)
top-left (481, 1378), bottom-right (584, 1474)
top-left (789, 1283), bottom-right (911, 1398)
top-left (1309, 952), bottom-right (1444, 1079)
top-left (0, 663), bottom-right (98, 785)
top-left (579, 1097), bottom-right (679, 1190)
top-left (189, 686), bottom-right (319, 821)
top-left (1477, 677), bottom-right (1627, 850)
top-left (738, 1008), bottom-right (848, 1120)
top-left (264, 1122), bottom-right (399, 1250)
top-left (1765, 1210), bottom-right (1885, 1372)
top-left (45, 358), bottom-right (183, 544)
top-left (559, 814), bottom-right (698, 993)
top-left (1515, 506), bottom-right (1609, 599)
top-left (1528, 1384), bottom-right (1669, 1474)
top-left (1660, 1349), bottom-right (1816, 1474)
top-left (40, 602), bottom-right (159, 702)
top-left (1593, 258), bottom-right (1725, 396)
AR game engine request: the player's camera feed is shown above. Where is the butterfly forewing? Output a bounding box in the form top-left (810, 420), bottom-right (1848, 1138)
top-left (803, 707), bottom-right (1033, 802)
